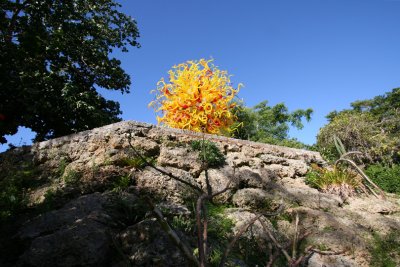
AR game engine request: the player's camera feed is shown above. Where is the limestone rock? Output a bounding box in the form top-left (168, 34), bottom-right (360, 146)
top-left (136, 166), bottom-right (199, 203)
top-left (157, 145), bottom-right (202, 176)
top-left (196, 167), bottom-right (237, 202)
top-left (1, 120), bottom-right (399, 267)
top-left (236, 166), bottom-right (277, 188)
top-left (307, 253), bottom-right (358, 267)
top-left (225, 209), bottom-right (284, 242)
top-left (18, 218), bottom-right (111, 267)
top-left (117, 219), bottom-right (187, 267)
top-left (17, 193), bottom-right (113, 267)
top-left (232, 188), bottom-right (280, 210)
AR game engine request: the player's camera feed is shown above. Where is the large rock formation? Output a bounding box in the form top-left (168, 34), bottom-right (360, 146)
top-left (0, 121), bottom-right (399, 266)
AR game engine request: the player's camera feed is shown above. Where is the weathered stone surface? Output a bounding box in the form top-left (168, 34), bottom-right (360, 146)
top-left (346, 197), bottom-right (400, 215)
top-left (196, 167), bottom-right (237, 202)
top-left (232, 188), bottom-right (280, 210)
top-left (130, 137), bottom-right (160, 157)
top-left (236, 166), bottom-right (277, 188)
top-left (307, 254), bottom-right (358, 267)
top-left (136, 166), bottom-right (199, 203)
top-left (225, 209), bottom-right (285, 242)
top-left (26, 184), bottom-right (57, 206)
top-left (117, 219), bottom-right (187, 267)
top-left (18, 193), bottom-right (109, 239)
top-left (226, 152), bottom-right (251, 167)
top-left (0, 120), bottom-right (399, 267)
top-left (157, 145), bottom-right (202, 176)
top-left (17, 193), bottom-right (113, 267)
top-left (18, 219), bottom-right (111, 267)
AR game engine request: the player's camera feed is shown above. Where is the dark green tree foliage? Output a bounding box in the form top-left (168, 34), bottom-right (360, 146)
top-left (318, 88), bottom-right (400, 164)
top-left (233, 100), bottom-right (313, 149)
top-left (0, 0), bottom-right (140, 143)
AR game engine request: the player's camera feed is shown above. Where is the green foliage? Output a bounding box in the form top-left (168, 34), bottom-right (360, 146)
top-left (209, 249), bottom-right (223, 267)
top-left (171, 215), bottom-right (195, 233)
top-left (0, 0), bottom-right (140, 143)
top-left (57, 157), bottom-right (70, 176)
top-left (365, 164), bottom-right (400, 195)
top-left (106, 193), bottom-right (148, 227)
top-left (112, 175), bottom-right (133, 192)
top-left (206, 203), bottom-right (235, 267)
top-left (370, 231), bottom-right (400, 267)
top-left (191, 140), bottom-right (225, 167)
top-left (305, 165), bottom-right (361, 192)
top-left (63, 169), bottom-right (81, 186)
top-left (317, 111), bottom-right (381, 162)
top-left (318, 88), bottom-right (400, 164)
top-left (38, 188), bottom-right (62, 212)
top-left (0, 164), bottom-right (39, 220)
top-left (232, 101), bottom-right (313, 149)
top-left (333, 135), bottom-right (346, 156)
top-left (207, 203), bottom-right (234, 240)
top-left (116, 156), bottom-right (154, 169)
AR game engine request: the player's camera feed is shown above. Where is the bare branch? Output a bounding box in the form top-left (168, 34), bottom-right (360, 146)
top-left (144, 196), bottom-right (199, 266)
top-left (340, 151), bottom-right (364, 159)
top-left (292, 213), bottom-right (299, 259)
top-left (196, 194), bottom-right (208, 267)
top-left (5, 0), bottom-right (32, 44)
top-left (310, 248), bottom-right (347, 256)
top-left (219, 214), bottom-right (263, 267)
top-left (258, 217), bottom-right (292, 263)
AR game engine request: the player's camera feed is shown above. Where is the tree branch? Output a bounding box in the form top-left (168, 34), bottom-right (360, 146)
top-left (144, 196), bottom-right (199, 266)
top-left (5, 0), bottom-right (32, 44)
top-left (218, 214), bottom-right (263, 267)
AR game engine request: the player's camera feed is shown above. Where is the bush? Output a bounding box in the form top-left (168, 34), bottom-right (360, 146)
top-left (305, 165), bottom-right (362, 198)
top-left (317, 88), bottom-right (400, 165)
top-left (317, 111), bottom-right (393, 162)
top-left (365, 164), bottom-right (400, 195)
top-left (370, 230), bottom-right (400, 267)
top-left (0, 165), bottom-right (40, 220)
top-left (191, 140), bottom-right (225, 167)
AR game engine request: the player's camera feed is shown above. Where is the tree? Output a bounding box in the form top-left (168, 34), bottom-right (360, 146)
top-left (149, 58), bottom-right (242, 135)
top-left (0, 0), bottom-right (140, 143)
top-left (232, 101), bottom-right (313, 149)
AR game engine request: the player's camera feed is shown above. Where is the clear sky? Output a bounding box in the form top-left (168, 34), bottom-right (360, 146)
top-left (2, 0), bottom-right (400, 152)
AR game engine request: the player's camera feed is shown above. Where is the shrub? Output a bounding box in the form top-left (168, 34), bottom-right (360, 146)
top-left (365, 164), bottom-right (400, 195)
top-left (116, 156), bottom-right (154, 169)
top-left (370, 231), bottom-right (400, 267)
top-left (191, 140), bottom-right (225, 167)
top-left (305, 165), bottom-right (362, 198)
top-left (317, 112), bottom-right (388, 162)
top-left (112, 175), bottom-right (133, 192)
top-left (63, 169), bottom-right (81, 186)
top-left (0, 165), bottom-right (40, 220)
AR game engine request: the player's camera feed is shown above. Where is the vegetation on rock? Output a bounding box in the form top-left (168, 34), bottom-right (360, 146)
top-left (190, 140), bottom-right (225, 167)
top-left (370, 230), bottom-right (400, 267)
top-left (305, 164), bottom-right (362, 199)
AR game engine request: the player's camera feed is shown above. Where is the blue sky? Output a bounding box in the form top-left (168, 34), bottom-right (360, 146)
top-left (2, 0), bottom-right (400, 152)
